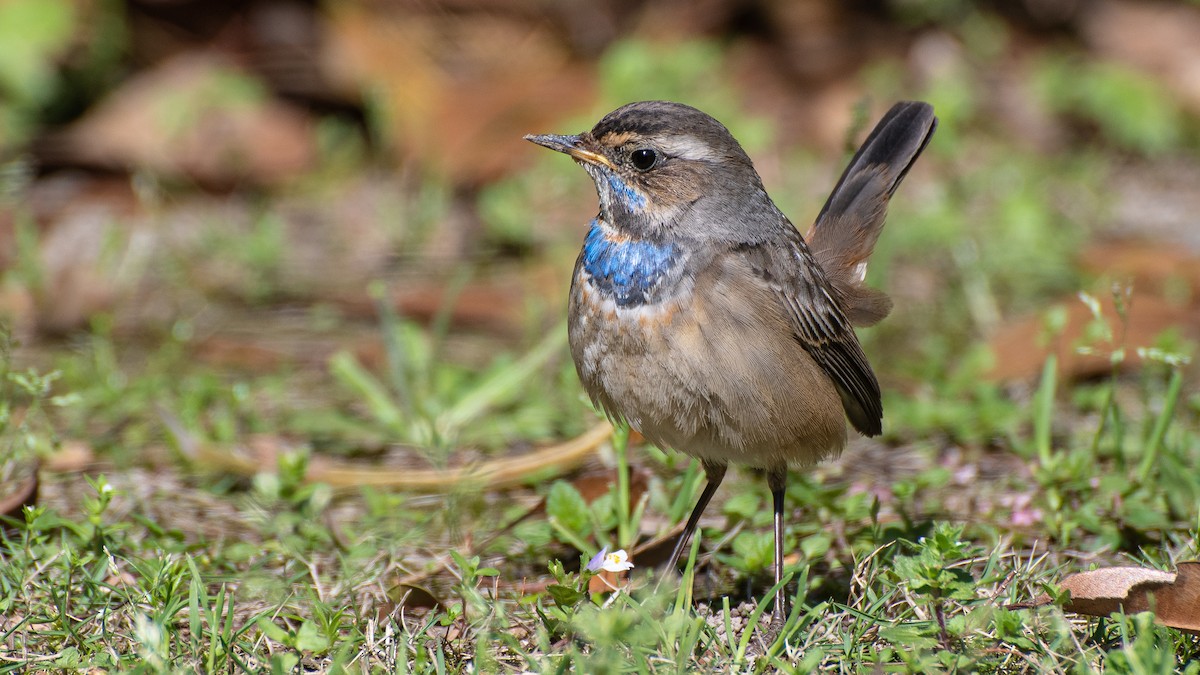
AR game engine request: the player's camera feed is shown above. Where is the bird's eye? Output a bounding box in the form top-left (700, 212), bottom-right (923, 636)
top-left (630, 148), bottom-right (657, 171)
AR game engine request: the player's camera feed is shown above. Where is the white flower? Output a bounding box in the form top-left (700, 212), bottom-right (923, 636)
top-left (586, 547), bottom-right (634, 575)
top-left (599, 549), bottom-right (633, 573)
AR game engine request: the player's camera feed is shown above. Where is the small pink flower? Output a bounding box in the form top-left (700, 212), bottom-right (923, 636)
top-left (1002, 493), bottom-right (1043, 528)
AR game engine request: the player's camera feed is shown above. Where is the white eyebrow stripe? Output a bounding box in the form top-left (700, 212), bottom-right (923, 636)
top-left (656, 135), bottom-right (721, 162)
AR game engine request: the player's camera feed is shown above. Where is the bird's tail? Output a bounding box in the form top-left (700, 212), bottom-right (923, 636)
top-left (806, 101), bottom-right (937, 327)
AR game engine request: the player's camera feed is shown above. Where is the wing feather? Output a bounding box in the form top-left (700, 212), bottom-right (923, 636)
top-left (736, 233), bottom-right (883, 436)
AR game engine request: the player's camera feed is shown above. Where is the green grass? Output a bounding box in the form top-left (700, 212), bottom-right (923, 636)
top-left (2, 284), bottom-right (1197, 672)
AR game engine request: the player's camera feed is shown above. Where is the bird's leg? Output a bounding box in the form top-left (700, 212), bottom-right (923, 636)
top-left (663, 461), bottom-right (727, 574)
top-left (768, 467), bottom-right (789, 622)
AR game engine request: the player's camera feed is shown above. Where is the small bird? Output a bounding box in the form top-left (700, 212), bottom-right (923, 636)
top-left (526, 100), bottom-right (936, 617)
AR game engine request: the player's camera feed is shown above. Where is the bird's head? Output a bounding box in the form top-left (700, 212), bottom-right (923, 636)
top-left (526, 101), bottom-right (771, 240)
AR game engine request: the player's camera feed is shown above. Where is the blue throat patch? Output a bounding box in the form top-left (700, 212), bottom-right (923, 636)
top-left (581, 220), bottom-right (678, 307)
top-left (606, 173), bottom-right (646, 210)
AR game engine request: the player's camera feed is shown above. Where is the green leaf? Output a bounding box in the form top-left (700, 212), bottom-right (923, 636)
top-left (256, 617), bottom-right (293, 646)
top-left (270, 653), bottom-right (300, 675)
top-left (799, 531), bottom-right (832, 559)
top-left (721, 491), bottom-right (761, 521)
top-left (892, 554), bottom-right (925, 581)
top-left (546, 481), bottom-right (589, 536)
top-left (547, 583), bottom-right (585, 609)
top-left (329, 351), bottom-right (407, 435)
top-left (436, 326), bottom-right (566, 437)
top-left (0, 0), bottom-right (75, 102)
top-left (727, 531), bottom-right (773, 574)
top-left (294, 621), bottom-right (330, 653)
top-left (879, 622), bottom-right (940, 650)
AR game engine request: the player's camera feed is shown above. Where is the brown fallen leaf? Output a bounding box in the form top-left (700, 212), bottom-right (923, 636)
top-left (570, 466), bottom-right (649, 509)
top-left (1079, 238), bottom-right (1200, 298)
top-left (324, 4), bottom-right (596, 186)
top-left (988, 236), bottom-right (1200, 382)
top-left (1018, 562), bottom-right (1200, 635)
top-left (192, 336), bottom-right (289, 372)
top-left (44, 440), bottom-right (96, 473)
top-left (50, 53), bottom-right (316, 186)
top-left (329, 280), bottom-right (530, 336)
top-left (8, 174), bottom-right (149, 336)
top-left (0, 461), bottom-right (38, 526)
top-left (986, 289), bottom-right (1199, 382)
top-left (377, 583), bottom-right (443, 621)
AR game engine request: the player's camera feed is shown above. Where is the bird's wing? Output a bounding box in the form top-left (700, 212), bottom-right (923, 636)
top-left (735, 232), bottom-right (883, 436)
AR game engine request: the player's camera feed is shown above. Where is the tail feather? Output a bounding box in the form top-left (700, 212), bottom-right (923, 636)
top-left (806, 101), bottom-right (937, 326)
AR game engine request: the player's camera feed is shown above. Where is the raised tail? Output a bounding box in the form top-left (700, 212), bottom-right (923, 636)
top-left (806, 101), bottom-right (937, 326)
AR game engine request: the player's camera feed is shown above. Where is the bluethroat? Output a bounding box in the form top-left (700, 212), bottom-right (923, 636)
top-left (526, 100), bottom-right (936, 617)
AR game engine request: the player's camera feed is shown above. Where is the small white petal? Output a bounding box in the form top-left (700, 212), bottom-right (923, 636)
top-left (600, 549), bottom-right (634, 573)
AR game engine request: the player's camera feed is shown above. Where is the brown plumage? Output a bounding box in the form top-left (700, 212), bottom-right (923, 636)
top-left (526, 100), bottom-right (937, 619)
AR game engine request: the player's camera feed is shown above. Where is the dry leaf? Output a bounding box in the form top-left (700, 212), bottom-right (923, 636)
top-left (1079, 238), bottom-right (1200, 297)
top-left (986, 289), bottom-right (1199, 382)
top-left (44, 440), bottom-right (96, 473)
top-left (570, 466), bottom-right (649, 509)
top-left (0, 461), bottom-right (38, 524)
top-left (56, 54), bottom-right (316, 186)
top-left (987, 237), bottom-right (1200, 382)
top-left (193, 336), bottom-right (289, 372)
top-left (378, 583), bottom-right (443, 620)
top-left (1022, 563), bottom-right (1200, 634)
top-left (329, 280), bottom-right (529, 335)
top-left (324, 4), bottom-right (596, 185)
top-left (6, 174), bottom-right (148, 335)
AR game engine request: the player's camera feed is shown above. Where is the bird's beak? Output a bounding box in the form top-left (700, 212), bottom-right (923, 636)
top-left (524, 133), bottom-right (616, 171)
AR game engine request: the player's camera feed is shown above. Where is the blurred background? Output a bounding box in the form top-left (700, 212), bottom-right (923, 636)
top-left (1, 0), bottom-right (1199, 533)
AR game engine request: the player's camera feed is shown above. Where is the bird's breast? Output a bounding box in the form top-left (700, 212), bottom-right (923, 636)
top-left (571, 270), bottom-right (683, 336)
top-left (567, 240), bottom-right (848, 469)
top-left (578, 219), bottom-right (682, 308)
top-left (568, 220), bottom-right (692, 421)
